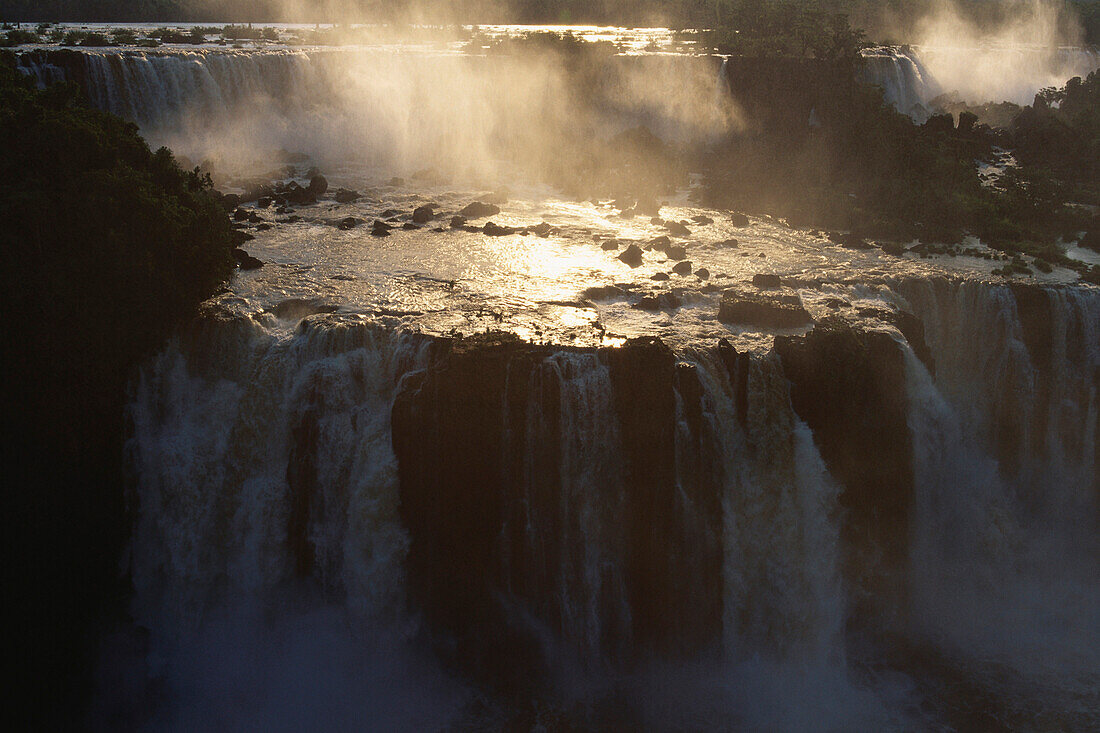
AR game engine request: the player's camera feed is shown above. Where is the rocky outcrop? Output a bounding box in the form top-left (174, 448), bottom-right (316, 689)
top-left (718, 290), bottom-right (812, 329)
top-left (775, 317), bottom-right (913, 620)
top-left (391, 335), bottom-right (724, 685)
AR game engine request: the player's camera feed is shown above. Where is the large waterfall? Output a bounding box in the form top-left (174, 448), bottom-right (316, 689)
top-left (15, 47), bottom-right (733, 177)
top-left (110, 278), bottom-right (1099, 729)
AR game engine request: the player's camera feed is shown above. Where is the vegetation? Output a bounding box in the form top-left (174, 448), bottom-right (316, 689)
top-left (0, 57), bottom-right (235, 724)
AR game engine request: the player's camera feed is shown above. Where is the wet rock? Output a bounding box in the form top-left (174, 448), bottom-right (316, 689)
top-left (218, 192), bottom-right (241, 211)
top-left (651, 272), bottom-right (670, 281)
top-left (691, 215), bottom-right (714, 225)
top-left (402, 222), bottom-right (421, 230)
top-left (716, 238), bottom-right (739, 248)
top-left (337, 217), bottom-right (362, 230)
top-left (880, 242), bottom-right (907, 256)
top-left (664, 221), bottom-right (691, 236)
top-left (257, 196), bottom-right (273, 209)
top-left (334, 188), bottom-right (360, 203)
top-left (380, 209), bottom-right (403, 218)
top-left (372, 220), bottom-right (393, 236)
top-left (601, 240), bottom-right (620, 251)
top-left (233, 207), bottom-right (249, 222)
top-left (672, 261), bottom-right (693, 276)
top-left (718, 291), bottom-right (812, 329)
top-left (729, 213), bottom-right (750, 227)
top-left (582, 284), bottom-right (627, 300)
top-left (307, 175), bottom-right (328, 197)
top-left (247, 211), bottom-right (262, 224)
top-left (450, 215), bottom-right (468, 229)
top-left (532, 222), bottom-right (552, 237)
top-left (484, 221), bottom-right (517, 236)
top-left (666, 245), bottom-right (688, 261)
top-left (618, 244), bottom-right (644, 268)
top-left (634, 292), bottom-right (682, 311)
top-left (651, 217), bottom-right (665, 226)
top-left (648, 235), bottom-right (672, 252)
top-left (280, 215), bottom-right (302, 224)
top-left (256, 223), bottom-right (272, 232)
top-left (232, 248), bottom-right (262, 270)
top-left (752, 273), bottom-right (782, 288)
top-left (459, 201), bottom-right (501, 219)
top-left (412, 204), bottom-right (435, 224)
top-left (270, 298), bottom-right (339, 320)
top-left (695, 268), bottom-right (710, 280)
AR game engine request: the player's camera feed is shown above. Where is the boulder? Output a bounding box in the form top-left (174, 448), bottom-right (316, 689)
top-left (257, 196), bottom-right (273, 209)
top-left (483, 221), bottom-right (517, 236)
top-left (450, 215), bottom-right (468, 229)
top-left (334, 188), bottom-right (360, 203)
top-left (695, 268), bottom-right (710, 280)
top-left (601, 240), bottom-right (620, 251)
top-left (372, 220), bottom-right (393, 236)
top-left (651, 272), bottom-right (670, 281)
top-left (459, 201), bottom-right (501, 219)
top-left (337, 217), bottom-right (362, 230)
top-left (664, 221), bottom-right (691, 236)
top-left (307, 175), bottom-right (328, 197)
top-left (232, 248), bottom-right (262, 270)
top-left (752, 273), bottom-right (782, 288)
top-left (666, 245), bottom-right (688, 261)
top-left (716, 238), bottom-right (739, 248)
top-left (672, 261), bottom-right (693, 276)
top-left (618, 244), bottom-right (644, 268)
top-left (412, 204), bottom-right (435, 224)
top-left (532, 222), bottom-right (552, 236)
top-left (729, 213), bottom-right (750, 227)
top-left (691, 215), bottom-right (714, 225)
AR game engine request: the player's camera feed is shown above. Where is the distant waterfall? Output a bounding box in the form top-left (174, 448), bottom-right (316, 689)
top-left (861, 46), bottom-right (940, 121)
top-left (15, 47), bottom-right (733, 175)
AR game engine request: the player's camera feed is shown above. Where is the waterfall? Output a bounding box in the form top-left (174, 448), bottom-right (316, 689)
top-left (15, 48), bottom-right (733, 176)
top-left (894, 279), bottom-right (1100, 727)
top-left (118, 314), bottom-right (473, 730)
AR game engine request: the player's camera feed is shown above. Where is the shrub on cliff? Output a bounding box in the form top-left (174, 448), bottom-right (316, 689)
top-left (0, 58), bottom-right (234, 724)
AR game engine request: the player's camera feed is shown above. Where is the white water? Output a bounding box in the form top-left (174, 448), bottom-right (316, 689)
top-left (862, 44), bottom-right (1100, 118)
top-left (896, 280), bottom-right (1100, 726)
top-left (19, 47), bottom-right (733, 179)
top-left (116, 314), bottom-right (473, 730)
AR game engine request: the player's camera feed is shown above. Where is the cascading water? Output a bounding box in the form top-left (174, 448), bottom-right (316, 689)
top-left (115, 313), bottom-right (474, 730)
top-left (15, 47), bottom-right (734, 177)
top-left (861, 44), bottom-right (1100, 118)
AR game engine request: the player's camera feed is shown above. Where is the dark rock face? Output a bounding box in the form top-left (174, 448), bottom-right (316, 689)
top-left (718, 291), bottom-right (812, 329)
top-left (412, 205), bottom-right (435, 224)
top-left (372, 220), bottom-right (393, 236)
top-left (775, 317), bottom-right (914, 619)
top-left (391, 336), bottom-right (723, 686)
top-left (459, 201), bottom-right (501, 219)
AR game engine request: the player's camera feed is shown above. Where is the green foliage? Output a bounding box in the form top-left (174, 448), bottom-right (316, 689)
top-left (701, 0), bottom-right (865, 62)
top-left (0, 58), bottom-right (234, 388)
top-left (110, 27), bottom-right (137, 45)
top-left (0, 28), bottom-right (37, 46)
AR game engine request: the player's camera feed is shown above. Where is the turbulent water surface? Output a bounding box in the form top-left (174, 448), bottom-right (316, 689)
top-left (21, 30), bottom-right (1099, 731)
